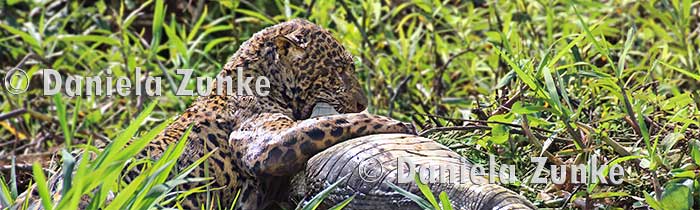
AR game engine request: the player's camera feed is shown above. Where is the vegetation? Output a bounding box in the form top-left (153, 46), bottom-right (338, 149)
top-left (1, 0), bottom-right (699, 209)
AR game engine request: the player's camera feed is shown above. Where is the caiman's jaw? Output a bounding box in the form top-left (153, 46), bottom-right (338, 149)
top-left (310, 102), bottom-right (340, 118)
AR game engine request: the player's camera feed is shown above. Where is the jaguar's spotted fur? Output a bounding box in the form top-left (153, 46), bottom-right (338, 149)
top-left (146, 19), bottom-right (415, 209)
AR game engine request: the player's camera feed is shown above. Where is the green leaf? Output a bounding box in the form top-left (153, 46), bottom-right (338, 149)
top-left (94, 101), bottom-right (157, 169)
top-left (661, 61), bottom-right (700, 81)
top-left (633, 102), bottom-right (653, 160)
top-left (0, 23), bottom-right (41, 51)
top-left (163, 24), bottom-right (189, 62)
top-left (547, 34), bottom-right (585, 70)
top-left (602, 155), bottom-right (643, 177)
top-left (127, 161), bottom-right (175, 209)
top-left (511, 101), bottom-right (544, 114)
top-left (230, 188), bottom-right (241, 210)
top-left (0, 172), bottom-right (13, 207)
top-left (589, 191), bottom-right (628, 199)
top-left (300, 175), bottom-right (348, 210)
top-left (670, 169), bottom-right (696, 179)
top-left (386, 182), bottom-right (432, 209)
top-left (438, 192), bottom-right (454, 210)
top-left (187, 6), bottom-right (208, 42)
top-left (691, 140), bottom-right (700, 165)
top-left (54, 94), bottom-right (71, 148)
top-left (235, 9), bottom-right (276, 25)
top-left (123, 0), bottom-right (154, 29)
top-left (572, 5), bottom-right (615, 73)
top-left (659, 179), bottom-right (694, 210)
top-left (32, 163), bottom-right (53, 210)
top-left (489, 124), bottom-right (509, 145)
top-left (131, 125), bottom-right (192, 209)
top-left (54, 35), bottom-right (120, 46)
top-left (150, 0), bottom-right (166, 58)
top-left (661, 93), bottom-right (694, 111)
top-left (131, 122), bottom-right (189, 209)
top-left (104, 162), bottom-right (171, 210)
top-left (495, 70), bottom-right (517, 89)
top-left (492, 47), bottom-right (541, 95)
top-left (617, 26), bottom-right (636, 78)
top-left (681, 0), bottom-right (691, 24)
top-left (644, 191), bottom-right (663, 209)
top-left (414, 174), bottom-right (439, 209)
top-left (660, 133), bottom-right (684, 153)
top-left (204, 37), bottom-right (236, 53)
top-left (70, 97), bottom-right (81, 143)
top-left (542, 66), bottom-right (562, 115)
top-left (60, 149), bottom-right (76, 196)
top-left (487, 114), bottom-right (514, 145)
top-left (328, 195), bottom-right (355, 210)
top-left (10, 157), bottom-right (18, 197)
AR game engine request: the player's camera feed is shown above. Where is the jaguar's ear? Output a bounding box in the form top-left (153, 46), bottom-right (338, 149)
top-left (274, 34), bottom-right (306, 60)
top-left (274, 33), bottom-right (308, 48)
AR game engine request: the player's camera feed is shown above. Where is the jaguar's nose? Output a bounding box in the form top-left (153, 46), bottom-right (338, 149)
top-left (356, 101), bottom-right (366, 111)
top-left (354, 91), bottom-right (368, 112)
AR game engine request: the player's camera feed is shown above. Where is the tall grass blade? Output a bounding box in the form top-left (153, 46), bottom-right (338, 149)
top-left (0, 174), bottom-right (12, 207)
top-left (414, 174), bottom-right (440, 209)
top-left (299, 175), bottom-right (348, 210)
top-left (53, 94), bottom-right (71, 148)
top-left (618, 26), bottom-right (637, 78)
top-left (10, 156), bottom-right (17, 197)
top-left (438, 192), bottom-right (454, 210)
top-left (328, 195), bottom-right (355, 210)
top-left (386, 182), bottom-right (432, 209)
top-left (32, 163), bottom-right (53, 210)
top-left (60, 149), bottom-right (76, 197)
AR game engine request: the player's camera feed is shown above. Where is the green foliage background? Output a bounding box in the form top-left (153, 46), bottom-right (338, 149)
top-left (1, 0), bottom-right (699, 209)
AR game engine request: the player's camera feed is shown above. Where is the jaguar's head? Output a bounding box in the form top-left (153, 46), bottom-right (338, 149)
top-left (269, 19), bottom-right (367, 119)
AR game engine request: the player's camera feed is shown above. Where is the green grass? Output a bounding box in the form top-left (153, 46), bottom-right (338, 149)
top-left (1, 0), bottom-right (699, 209)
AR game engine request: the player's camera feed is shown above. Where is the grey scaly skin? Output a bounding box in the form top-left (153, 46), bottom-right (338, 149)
top-left (291, 133), bottom-right (536, 210)
top-left (294, 104), bottom-right (536, 210)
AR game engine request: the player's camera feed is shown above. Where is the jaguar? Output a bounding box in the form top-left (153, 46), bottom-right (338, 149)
top-left (147, 19), bottom-right (416, 209)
